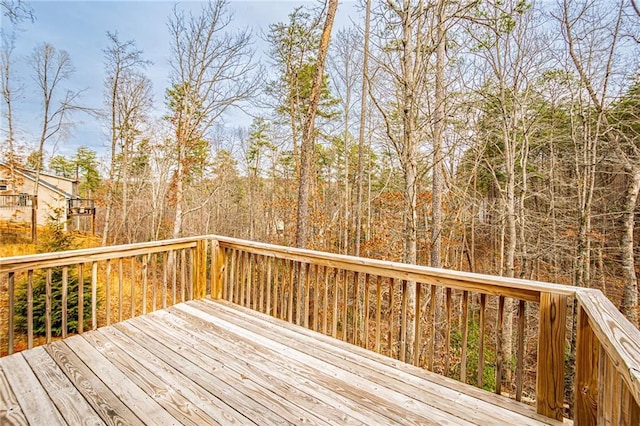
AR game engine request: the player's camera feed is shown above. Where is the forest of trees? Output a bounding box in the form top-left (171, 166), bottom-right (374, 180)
top-left (1, 0), bottom-right (639, 326)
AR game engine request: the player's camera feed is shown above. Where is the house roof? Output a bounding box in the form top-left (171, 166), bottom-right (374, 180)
top-left (0, 163), bottom-right (74, 198)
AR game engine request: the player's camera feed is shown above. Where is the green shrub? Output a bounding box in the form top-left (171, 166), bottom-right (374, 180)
top-left (14, 268), bottom-right (96, 337)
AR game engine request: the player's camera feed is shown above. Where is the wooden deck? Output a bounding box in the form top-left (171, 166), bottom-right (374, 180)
top-left (1, 298), bottom-right (567, 425)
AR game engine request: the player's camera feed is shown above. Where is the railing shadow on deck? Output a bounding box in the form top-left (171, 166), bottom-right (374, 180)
top-left (1, 235), bottom-right (638, 424)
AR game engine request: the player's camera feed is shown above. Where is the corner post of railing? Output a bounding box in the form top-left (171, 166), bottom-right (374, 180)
top-left (210, 238), bottom-right (225, 300)
top-left (574, 296), bottom-right (599, 425)
top-left (193, 239), bottom-right (207, 300)
top-left (536, 291), bottom-right (567, 421)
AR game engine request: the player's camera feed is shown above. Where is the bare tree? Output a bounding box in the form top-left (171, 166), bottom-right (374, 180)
top-left (30, 42), bottom-right (81, 240)
top-left (561, 0), bottom-right (639, 324)
top-left (354, 0), bottom-right (372, 257)
top-left (167, 0), bottom-right (258, 238)
top-left (1, 0), bottom-right (32, 23)
top-left (295, 0), bottom-right (339, 249)
top-left (329, 28), bottom-right (362, 254)
top-left (102, 31), bottom-right (151, 245)
top-left (0, 31), bottom-right (18, 191)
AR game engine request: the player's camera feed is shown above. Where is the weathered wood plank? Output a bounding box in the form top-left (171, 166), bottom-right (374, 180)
top-left (46, 337), bottom-right (151, 426)
top-left (199, 300), bottom-right (557, 425)
top-left (153, 305), bottom-right (434, 425)
top-left (211, 299), bottom-right (565, 425)
top-left (0, 353), bottom-right (65, 424)
top-left (131, 312), bottom-right (357, 425)
top-left (0, 364), bottom-right (28, 426)
top-left (114, 320), bottom-right (288, 424)
top-left (82, 328), bottom-right (242, 425)
top-left (181, 300), bottom-right (516, 425)
top-left (119, 316), bottom-right (326, 425)
top-left (22, 346), bottom-right (104, 425)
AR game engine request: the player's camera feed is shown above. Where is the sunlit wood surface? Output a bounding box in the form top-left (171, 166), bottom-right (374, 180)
top-left (0, 298), bottom-right (568, 425)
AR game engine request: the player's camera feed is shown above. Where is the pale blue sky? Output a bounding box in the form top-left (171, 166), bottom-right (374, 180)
top-left (2, 0), bottom-right (359, 162)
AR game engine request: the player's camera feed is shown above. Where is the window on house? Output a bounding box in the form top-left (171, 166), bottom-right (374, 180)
top-left (0, 179), bottom-right (7, 191)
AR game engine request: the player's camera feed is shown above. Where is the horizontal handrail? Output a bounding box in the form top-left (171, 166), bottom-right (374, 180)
top-left (0, 237), bottom-right (201, 273)
top-left (211, 235), bottom-right (578, 302)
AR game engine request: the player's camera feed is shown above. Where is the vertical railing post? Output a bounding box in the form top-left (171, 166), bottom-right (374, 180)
top-left (210, 239), bottom-right (225, 299)
top-left (8, 272), bottom-right (15, 355)
top-left (574, 303), bottom-right (599, 425)
top-left (194, 239), bottom-right (207, 300)
top-left (537, 292), bottom-right (567, 421)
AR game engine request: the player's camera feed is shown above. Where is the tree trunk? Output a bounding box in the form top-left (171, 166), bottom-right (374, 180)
top-left (620, 165), bottom-right (640, 326)
top-left (295, 0), bottom-right (338, 249)
top-left (354, 0), bottom-right (371, 258)
top-left (431, 0), bottom-right (445, 270)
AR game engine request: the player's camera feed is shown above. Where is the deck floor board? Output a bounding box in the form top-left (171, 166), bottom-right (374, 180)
top-left (0, 298), bottom-right (567, 425)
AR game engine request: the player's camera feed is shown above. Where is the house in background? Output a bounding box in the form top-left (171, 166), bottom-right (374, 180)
top-left (0, 163), bottom-right (93, 228)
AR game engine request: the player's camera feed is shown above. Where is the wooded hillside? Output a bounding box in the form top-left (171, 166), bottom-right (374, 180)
top-left (2, 0), bottom-right (639, 325)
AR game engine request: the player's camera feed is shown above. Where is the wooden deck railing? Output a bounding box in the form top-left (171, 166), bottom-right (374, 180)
top-left (1, 235), bottom-right (639, 424)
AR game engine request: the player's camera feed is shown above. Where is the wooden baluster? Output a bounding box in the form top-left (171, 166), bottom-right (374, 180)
top-left (259, 256), bottom-right (265, 312)
top-left (364, 274), bottom-right (370, 350)
top-left (332, 269), bottom-right (339, 338)
top-left (273, 258), bottom-right (280, 317)
top-left (516, 300), bottom-right (525, 401)
top-left (342, 270), bottom-right (348, 341)
top-left (427, 284), bottom-right (436, 371)
top-left (304, 264), bottom-right (311, 329)
top-left (287, 260), bottom-right (294, 322)
top-left (375, 275), bottom-right (382, 354)
top-left (210, 241), bottom-right (224, 300)
top-left (142, 255), bottom-right (148, 314)
top-left (389, 279), bottom-right (395, 358)
top-left (597, 344), bottom-right (607, 425)
top-left (130, 257), bottom-right (135, 318)
top-left (352, 272), bottom-right (360, 346)
top-left (180, 249), bottom-right (186, 303)
top-left (460, 290), bottom-right (469, 383)
top-left (162, 252), bottom-right (168, 309)
top-left (221, 247), bottom-right (229, 301)
top-left (478, 293), bottom-right (486, 389)
top-left (281, 259), bottom-right (288, 320)
top-left (400, 279), bottom-right (407, 363)
top-left (265, 256), bottom-right (272, 315)
top-left (536, 292), bottom-right (567, 421)
top-left (91, 261), bottom-right (98, 330)
top-left (8, 271), bottom-right (14, 354)
top-left (313, 264), bottom-right (320, 331)
top-left (574, 304), bottom-right (599, 425)
top-left (62, 266), bottom-right (68, 338)
top-left (229, 250), bottom-right (236, 304)
top-left (246, 253), bottom-right (252, 309)
top-left (445, 287), bottom-right (452, 375)
top-left (118, 258), bottom-right (123, 322)
top-left (323, 266), bottom-right (330, 335)
top-left (187, 248), bottom-right (192, 301)
top-left (414, 282), bottom-right (422, 367)
top-left (105, 261), bottom-right (111, 326)
top-left (241, 251), bottom-right (248, 307)
top-left (26, 271), bottom-right (33, 349)
top-left (78, 264), bottom-right (84, 334)
top-left (296, 262), bottom-right (303, 325)
top-left (620, 383), bottom-right (640, 426)
top-left (496, 295), bottom-right (504, 395)
top-left (151, 254), bottom-right (157, 312)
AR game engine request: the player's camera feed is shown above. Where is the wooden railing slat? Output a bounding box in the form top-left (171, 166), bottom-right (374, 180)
top-left (460, 290), bottom-right (469, 383)
top-left (62, 266), bottom-right (68, 338)
top-left (516, 299), bottom-right (525, 402)
top-left (27, 270), bottom-right (33, 349)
